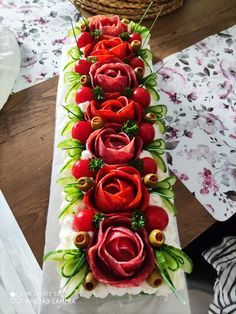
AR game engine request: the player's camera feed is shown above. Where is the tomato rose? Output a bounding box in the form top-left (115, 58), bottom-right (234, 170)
top-left (86, 123), bottom-right (143, 164)
top-left (88, 15), bottom-right (128, 37)
top-left (87, 215), bottom-right (155, 287)
top-left (89, 37), bottom-right (133, 62)
top-left (89, 57), bottom-right (138, 97)
top-left (84, 165), bottom-right (149, 214)
top-left (86, 96), bottom-right (144, 124)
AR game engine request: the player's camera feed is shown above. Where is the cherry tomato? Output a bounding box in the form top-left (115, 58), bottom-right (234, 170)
top-left (144, 206), bottom-right (169, 231)
top-left (74, 58), bottom-right (92, 75)
top-left (129, 32), bottom-right (142, 43)
top-left (72, 121), bottom-right (93, 144)
top-left (138, 122), bottom-right (155, 145)
top-left (77, 32), bottom-right (95, 48)
top-left (72, 159), bottom-right (95, 179)
top-left (73, 208), bottom-right (96, 232)
top-left (141, 157), bottom-right (157, 177)
top-left (76, 86), bottom-right (94, 103)
top-left (129, 57), bottom-right (145, 70)
top-left (132, 87), bottom-right (151, 108)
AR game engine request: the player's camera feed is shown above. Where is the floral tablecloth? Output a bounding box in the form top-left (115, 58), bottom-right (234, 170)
top-left (0, 0), bottom-right (235, 220)
top-left (158, 25), bottom-right (236, 221)
top-left (0, 0), bottom-right (77, 92)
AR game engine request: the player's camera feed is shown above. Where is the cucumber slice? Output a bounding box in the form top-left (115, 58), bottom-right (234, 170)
top-left (58, 198), bottom-right (79, 219)
top-left (162, 250), bottom-right (179, 271)
top-left (43, 249), bottom-right (79, 262)
top-left (63, 60), bottom-right (76, 71)
top-left (155, 119), bottom-right (166, 134)
top-left (146, 138), bottom-right (166, 151)
top-left (147, 87), bottom-right (160, 101)
top-left (146, 105), bottom-right (168, 119)
top-left (63, 103), bottom-right (84, 121)
top-left (64, 265), bottom-right (89, 300)
top-left (61, 120), bottom-right (74, 136)
top-left (58, 139), bottom-right (82, 149)
top-left (65, 192), bottom-right (82, 203)
top-left (142, 49), bottom-right (152, 61)
top-left (153, 188), bottom-right (175, 199)
top-left (63, 252), bottom-right (82, 261)
top-left (68, 27), bottom-right (81, 38)
top-left (164, 245), bottom-right (193, 274)
top-left (162, 176), bottom-right (176, 186)
top-left (68, 47), bottom-right (82, 61)
top-left (149, 152), bottom-right (167, 173)
top-left (155, 181), bottom-right (171, 189)
top-left (68, 148), bottom-right (82, 158)
top-left (155, 250), bottom-right (186, 304)
top-left (161, 196), bottom-right (177, 215)
top-left (60, 156), bottom-right (78, 174)
top-left (56, 177), bottom-right (77, 187)
top-left (64, 184), bottom-right (79, 194)
top-left (61, 259), bottom-right (81, 278)
top-left (158, 188), bottom-right (175, 199)
top-left (64, 71), bottom-right (81, 87)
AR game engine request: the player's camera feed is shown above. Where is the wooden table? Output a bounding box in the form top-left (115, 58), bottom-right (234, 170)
top-left (0, 0), bottom-right (235, 266)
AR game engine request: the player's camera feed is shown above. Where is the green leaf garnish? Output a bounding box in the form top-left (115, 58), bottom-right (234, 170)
top-left (122, 87), bottom-right (132, 98)
top-left (93, 86), bottom-right (104, 101)
top-left (93, 213), bottom-right (105, 228)
top-left (131, 210), bottom-right (146, 231)
top-left (88, 56), bottom-right (97, 63)
top-left (121, 120), bottom-right (139, 137)
top-left (91, 29), bottom-right (101, 40)
top-left (119, 32), bottom-right (130, 41)
top-left (128, 158), bottom-right (143, 173)
top-left (89, 158), bottom-right (104, 171)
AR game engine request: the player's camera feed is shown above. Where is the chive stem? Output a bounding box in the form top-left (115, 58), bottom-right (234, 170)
top-left (134, 1), bottom-right (153, 33)
top-left (142, 5), bottom-right (163, 48)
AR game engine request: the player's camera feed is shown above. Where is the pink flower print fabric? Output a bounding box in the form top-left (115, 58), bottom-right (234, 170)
top-left (157, 25), bottom-right (236, 221)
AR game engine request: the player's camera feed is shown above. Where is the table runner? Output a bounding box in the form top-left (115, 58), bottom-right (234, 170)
top-left (0, 0), bottom-right (77, 92)
top-left (158, 25), bottom-right (236, 221)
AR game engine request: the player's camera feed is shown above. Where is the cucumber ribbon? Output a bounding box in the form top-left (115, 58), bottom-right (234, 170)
top-left (155, 250), bottom-right (186, 304)
top-left (146, 105), bottom-right (167, 133)
top-left (145, 138), bottom-right (167, 173)
top-left (44, 249), bottom-right (89, 299)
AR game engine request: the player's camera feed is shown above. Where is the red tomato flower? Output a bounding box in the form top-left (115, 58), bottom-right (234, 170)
top-left (87, 215), bottom-right (155, 287)
top-left (89, 57), bottom-right (138, 98)
top-left (86, 96), bottom-right (144, 124)
top-left (84, 165), bottom-right (149, 214)
top-left (86, 123), bottom-right (143, 165)
top-left (88, 15), bottom-right (128, 37)
top-left (89, 37), bottom-right (133, 62)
